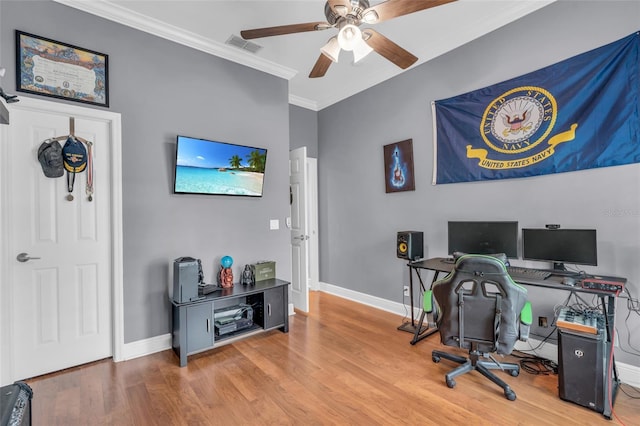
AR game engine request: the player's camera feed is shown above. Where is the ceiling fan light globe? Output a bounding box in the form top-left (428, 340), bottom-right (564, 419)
top-left (333, 5), bottom-right (348, 17)
top-left (353, 38), bottom-right (373, 63)
top-left (337, 24), bottom-right (361, 51)
top-left (362, 10), bottom-right (379, 24)
top-left (320, 37), bottom-right (340, 63)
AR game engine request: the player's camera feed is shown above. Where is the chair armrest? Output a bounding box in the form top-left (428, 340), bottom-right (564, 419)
top-left (423, 290), bottom-right (433, 313)
top-left (519, 301), bottom-right (532, 341)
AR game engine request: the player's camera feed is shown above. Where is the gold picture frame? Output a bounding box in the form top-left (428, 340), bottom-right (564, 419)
top-left (16, 30), bottom-right (109, 107)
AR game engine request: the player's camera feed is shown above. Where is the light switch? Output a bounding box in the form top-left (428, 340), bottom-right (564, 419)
top-left (270, 219), bottom-right (280, 230)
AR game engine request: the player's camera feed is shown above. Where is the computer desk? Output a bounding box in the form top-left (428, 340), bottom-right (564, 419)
top-left (404, 256), bottom-right (627, 420)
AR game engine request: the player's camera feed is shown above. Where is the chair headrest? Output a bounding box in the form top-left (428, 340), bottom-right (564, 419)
top-left (454, 254), bottom-right (509, 275)
top-left (453, 252), bottom-right (508, 265)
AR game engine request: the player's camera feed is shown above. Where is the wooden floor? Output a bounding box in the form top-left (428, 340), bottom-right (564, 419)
top-left (26, 291), bottom-right (639, 425)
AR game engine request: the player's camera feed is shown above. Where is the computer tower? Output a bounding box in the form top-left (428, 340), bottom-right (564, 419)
top-left (173, 257), bottom-right (200, 303)
top-left (558, 328), bottom-right (609, 413)
top-left (397, 231), bottom-right (423, 260)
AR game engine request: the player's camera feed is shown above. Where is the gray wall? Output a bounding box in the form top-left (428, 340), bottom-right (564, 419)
top-left (289, 104), bottom-right (318, 158)
top-left (1, 1), bottom-right (292, 343)
top-left (318, 1), bottom-right (640, 366)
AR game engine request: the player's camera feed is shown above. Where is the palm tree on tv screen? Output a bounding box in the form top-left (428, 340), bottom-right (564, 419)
top-left (247, 150), bottom-right (266, 173)
top-left (229, 154), bottom-right (242, 169)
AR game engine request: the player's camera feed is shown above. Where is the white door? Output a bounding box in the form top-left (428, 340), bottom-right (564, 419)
top-left (290, 147), bottom-right (309, 312)
top-left (6, 103), bottom-right (112, 380)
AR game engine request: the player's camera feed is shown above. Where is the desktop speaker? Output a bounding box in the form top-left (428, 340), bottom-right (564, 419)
top-left (558, 328), bottom-right (608, 413)
top-left (173, 257), bottom-right (200, 303)
top-left (397, 231), bottom-right (423, 260)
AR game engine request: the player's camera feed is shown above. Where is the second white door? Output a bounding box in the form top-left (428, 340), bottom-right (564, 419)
top-left (290, 147), bottom-right (309, 312)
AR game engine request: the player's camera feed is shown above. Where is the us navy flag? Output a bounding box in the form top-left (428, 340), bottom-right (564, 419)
top-left (432, 32), bottom-right (639, 184)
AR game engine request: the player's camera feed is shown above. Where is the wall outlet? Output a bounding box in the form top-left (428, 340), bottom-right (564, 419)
top-left (538, 316), bottom-right (548, 328)
top-left (403, 286), bottom-right (410, 297)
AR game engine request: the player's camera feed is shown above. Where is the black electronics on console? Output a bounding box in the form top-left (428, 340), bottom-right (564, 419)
top-left (173, 257), bottom-right (202, 303)
top-left (198, 283), bottom-right (219, 296)
top-left (213, 304), bottom-right (254, 336)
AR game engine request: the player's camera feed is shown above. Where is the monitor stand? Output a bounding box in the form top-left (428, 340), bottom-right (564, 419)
top-left (553, 262), bottom-right (566, 271)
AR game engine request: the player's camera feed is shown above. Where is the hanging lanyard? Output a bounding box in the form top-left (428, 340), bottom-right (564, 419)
top-left (85, 141), bottom-right (94, 201)
top-left (66, 168), bottom-right (76, 201)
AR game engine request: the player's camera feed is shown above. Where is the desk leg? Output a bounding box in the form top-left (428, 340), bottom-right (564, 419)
top-left (410, 270), bottom-right (441, 345)
top-left (601, 295), bottom-right (619, 420)
top-left (398, 264), bottom-right (418, 332)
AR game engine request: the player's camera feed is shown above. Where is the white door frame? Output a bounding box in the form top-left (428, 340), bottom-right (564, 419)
top-left (306, 158), bottom-right (319, 291)
top-left (0, 97), bottom-right (124, 385)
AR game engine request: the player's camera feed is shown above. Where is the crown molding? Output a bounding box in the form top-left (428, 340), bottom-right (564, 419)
top-left (288, 94), bottom-right (318, 111)
top-left (53, 0), bottom-right (297, 81)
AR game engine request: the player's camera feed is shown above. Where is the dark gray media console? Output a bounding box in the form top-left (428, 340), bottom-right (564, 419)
top-left (171, 278), bottom-right (289, 367)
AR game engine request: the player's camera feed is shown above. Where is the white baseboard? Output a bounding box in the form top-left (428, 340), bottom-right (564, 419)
top-left (514, 338), bottom-right (559, 363)
top-left (121, 333), bottom-right (171, 361)
top-left (617, 362), bottom-right (640, 388)
top-left (319, 281), bottom-right (640, 388)
top-left (318, 281), bottom-right (421, 319)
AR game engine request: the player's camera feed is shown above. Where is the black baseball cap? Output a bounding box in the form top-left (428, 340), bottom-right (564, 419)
top-left (37, 140), bottom-right (64, 178)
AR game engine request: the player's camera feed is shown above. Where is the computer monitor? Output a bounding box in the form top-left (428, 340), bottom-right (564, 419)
top-left (447, 221), bottom-right (519, 258)
top-left (522, 228), bottom-right (597, 270)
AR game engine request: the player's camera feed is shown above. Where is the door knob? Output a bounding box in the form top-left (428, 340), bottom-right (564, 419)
top-left (16, 252), bottom-right (41, 263)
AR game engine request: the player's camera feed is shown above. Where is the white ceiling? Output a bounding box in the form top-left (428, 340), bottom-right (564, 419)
top-left (54, 0), bottom-right (555, 111)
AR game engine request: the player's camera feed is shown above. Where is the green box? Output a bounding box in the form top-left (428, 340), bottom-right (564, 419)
top-left (254, 261), bottom-right (276, 282)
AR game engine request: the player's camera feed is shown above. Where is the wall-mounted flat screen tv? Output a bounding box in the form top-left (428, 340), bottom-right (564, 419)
top-left (174, 135), bottom-right (267, 197)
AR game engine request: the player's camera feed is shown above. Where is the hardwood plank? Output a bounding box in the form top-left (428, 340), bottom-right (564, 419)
top-left (25, 291), bottom-right (639, 425)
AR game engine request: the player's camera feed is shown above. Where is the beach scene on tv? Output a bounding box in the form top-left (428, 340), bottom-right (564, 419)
top-left (174, 136), bottom-right (267, 196)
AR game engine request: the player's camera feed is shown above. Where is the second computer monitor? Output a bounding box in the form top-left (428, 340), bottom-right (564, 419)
top-left (448, 221), bottom-right (519, 258)
top-left (522, 228), bottom-right (597, 269)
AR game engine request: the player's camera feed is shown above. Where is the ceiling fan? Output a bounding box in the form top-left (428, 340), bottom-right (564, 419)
top-left (240, 0), bottom-right (456, 78)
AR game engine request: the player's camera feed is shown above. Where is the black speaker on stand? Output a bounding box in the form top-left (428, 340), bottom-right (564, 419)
top-left (397, 231), bottom-right (423, 261)
top-left (396, 231), bottom-right (427, 334)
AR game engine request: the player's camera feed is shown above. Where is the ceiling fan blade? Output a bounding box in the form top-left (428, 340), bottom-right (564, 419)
top-left (309, 54), bottom-right (333, 78)
top-left (365, 0), bottom-right (457, 24)
top-left (363, 29), bottom-right (418, 69)
top-left (241, 22), bottom-right (331, 40)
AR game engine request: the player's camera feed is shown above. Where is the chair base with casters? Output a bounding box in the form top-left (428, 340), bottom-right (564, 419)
top-left (432, 342), bottom-right (520, 401)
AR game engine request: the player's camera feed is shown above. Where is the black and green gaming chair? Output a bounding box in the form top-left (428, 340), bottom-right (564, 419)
top-left (429, 254), bottom-right (532, 401)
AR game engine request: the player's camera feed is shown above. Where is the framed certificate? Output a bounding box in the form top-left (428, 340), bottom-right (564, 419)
top-left (16, 30), bottom-right (109, 107)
